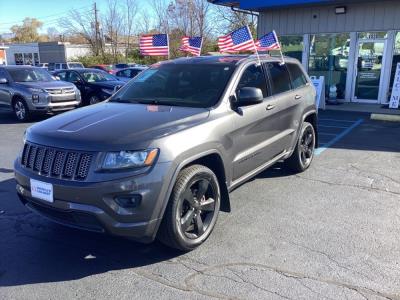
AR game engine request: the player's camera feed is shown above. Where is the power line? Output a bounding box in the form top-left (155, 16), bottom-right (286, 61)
top-left (0, 4), bottom-right (93, 26)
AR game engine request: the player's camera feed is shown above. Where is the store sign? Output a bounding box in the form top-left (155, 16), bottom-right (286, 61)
top-left (389, 63), bottom-right (400, 109)
top-left (310, 76), bottom-right (325, 110)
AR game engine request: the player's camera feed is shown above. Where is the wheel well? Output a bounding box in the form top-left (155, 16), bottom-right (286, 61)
top-left (11, 94), bottom-right (25, 105)
top-left (189, 154), bottom-right (231, 213)
top-left (304, 113), bottom-right (319, 147)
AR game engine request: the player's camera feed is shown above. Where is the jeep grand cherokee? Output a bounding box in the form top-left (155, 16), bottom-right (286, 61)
top-left (14, 55), bottom-right (318, 251)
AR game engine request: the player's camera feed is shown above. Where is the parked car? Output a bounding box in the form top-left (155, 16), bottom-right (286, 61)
top-left (115, 67), bottom-right (147, 82)
top-left (14, 55), bottom-right (318, 250)
top-left (112, 63), bottom-right (146, 74)
top-left (48, 62), bottom-right (84, 72)
top-left (90, 64), bottom-right (115, 74)
top-left (53, 68), bottom-right (124, 105)
top-left (38, 63), bottom-right (49, 69)
top-left (0, 65), bottom-right (81, 121)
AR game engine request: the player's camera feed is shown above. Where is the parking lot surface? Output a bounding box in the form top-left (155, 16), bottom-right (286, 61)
top-left (1, 110), bottom-right (400, 299)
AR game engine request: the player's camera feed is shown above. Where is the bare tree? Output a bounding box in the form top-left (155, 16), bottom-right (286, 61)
top-left (59, 7), bottom-right (99, 54)
top-left (212, 6), bottom-right (257, 35)
top-left (124, 0), bottom-right (139, 56)
top-left (150, 0), bottom-right (170, 33)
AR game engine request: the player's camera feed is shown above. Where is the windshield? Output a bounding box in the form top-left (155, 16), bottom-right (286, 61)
top-left (68, 63), bottom-right (84, 68)
top-left (112, 63), bottom-right (235, 108)
top-left (8, 68), bottom-right (54, 82)
top-left (82, 71), bottom-right (117, 83)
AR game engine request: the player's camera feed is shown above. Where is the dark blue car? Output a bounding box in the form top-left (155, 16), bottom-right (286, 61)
top-left (54, 68), bottom-right (124, 105)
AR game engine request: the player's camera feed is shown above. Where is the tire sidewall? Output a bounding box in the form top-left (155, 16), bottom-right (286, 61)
top-left (172, 169), bottom-right (221, 250)
top-left (13, 98), bottom-right (29, 122)
top-left (296, 122), bottom-right (316, 171)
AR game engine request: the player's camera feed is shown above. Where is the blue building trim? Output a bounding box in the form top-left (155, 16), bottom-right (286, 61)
top-left (210, 0), bottom-right (337, 10)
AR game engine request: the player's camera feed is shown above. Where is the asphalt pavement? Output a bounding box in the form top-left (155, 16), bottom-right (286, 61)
top-left (1, 110), bottom-right (400, 299)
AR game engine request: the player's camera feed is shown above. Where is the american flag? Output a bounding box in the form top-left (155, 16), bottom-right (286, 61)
top-left (140, 34), bottom-right (169, 56)
top-left (218, 26), bottom-right (255, 53)
top-left (255, 31), bottom-right (281, 51)
top-left (179, 36), bottom-right (203, 56)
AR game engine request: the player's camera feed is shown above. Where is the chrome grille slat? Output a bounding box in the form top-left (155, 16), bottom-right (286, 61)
top-left (21, 142), bottom-right (92, 181)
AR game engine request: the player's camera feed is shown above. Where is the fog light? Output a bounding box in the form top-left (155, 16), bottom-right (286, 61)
top-left (114, 194), bottom-right (141, 208)
top-left (32, 94), bottom-right (39, 103)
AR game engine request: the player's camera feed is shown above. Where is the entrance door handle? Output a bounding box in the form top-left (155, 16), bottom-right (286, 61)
top-left (265, 104), bottom-right (275, 111)
top-left (295, 95), bottom-right (302, 100)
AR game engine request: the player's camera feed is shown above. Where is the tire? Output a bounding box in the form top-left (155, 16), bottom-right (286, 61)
top-left (88, 94), bottom-right (100, 105)
top-left (157, 164), bottom-right (221, 251)
top-left (12, 98), bottom-right (31, 122)
top-left (285, 121), bottom-right (316, 173)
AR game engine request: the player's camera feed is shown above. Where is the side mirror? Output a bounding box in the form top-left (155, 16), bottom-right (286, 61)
top-left (0, 78), bottom-right (8, 84)
top-left (52, 76), bottom-right (60, 81)
top-left (234, 87), bottom-right (264, 106)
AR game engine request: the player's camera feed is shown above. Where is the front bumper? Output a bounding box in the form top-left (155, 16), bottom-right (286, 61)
top-left (14, 161), bottom-right (174, 243)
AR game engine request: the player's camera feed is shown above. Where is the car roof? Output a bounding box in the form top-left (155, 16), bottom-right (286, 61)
top-left (159, 55), bottom-right (300, 66)
top-left (117, 67), bottom-right (147, 71)
top-left (55, 68), bottom-right (107, 73)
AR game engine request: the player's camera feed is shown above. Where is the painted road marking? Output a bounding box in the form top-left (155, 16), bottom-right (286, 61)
top-left (319, 125), bottom-right (349, 129)
top-left (319, 118), bottom-right (358, 123)
top-left (315, 118), bottom-right (364, 156)
top-left (319, 133), bottom-right (338, 136)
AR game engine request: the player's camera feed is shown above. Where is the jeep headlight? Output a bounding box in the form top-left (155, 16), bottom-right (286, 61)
top-left (102, 149), bottom-right (158, 170)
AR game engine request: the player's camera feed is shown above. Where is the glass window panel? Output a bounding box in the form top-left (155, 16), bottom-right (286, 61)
top-left (389, 32), bottom-right (400, 101)
top-left (266, 62), bottom-right (292, 95)
top-left (308, 33), bottom-right (350, 100)
top-left (279, 36), bottom-right (303, 63)
top-left (237, 64), bottom-right (268, 97)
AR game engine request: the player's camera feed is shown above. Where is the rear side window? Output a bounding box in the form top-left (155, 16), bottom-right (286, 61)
top-left (266, 62), bottom-right (292, 95)
top-left (237, 64), bottom-right (268, 97)
top-left (57, 71), bottom-right (67, 81)
top-left (287, 63), bottom-right (308, 89)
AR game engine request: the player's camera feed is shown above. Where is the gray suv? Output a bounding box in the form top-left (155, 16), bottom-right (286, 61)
top-left (14, 55), bottom-right (318, 250)
top-left (0, 66), bottom-right (81, 121)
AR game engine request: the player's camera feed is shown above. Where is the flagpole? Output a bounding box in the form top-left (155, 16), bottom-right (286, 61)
top-left (274, 30), bottom-right (285, 65)
top-left (199, 37), bottom-right (203, 57)
top-left (248, 25), bottom-right (261, 66)
top-left (167, 33), bottom-right (170, 60)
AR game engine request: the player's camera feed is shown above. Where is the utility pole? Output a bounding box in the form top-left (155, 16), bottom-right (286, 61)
top-left (94, 2), bottom-right (100, 56)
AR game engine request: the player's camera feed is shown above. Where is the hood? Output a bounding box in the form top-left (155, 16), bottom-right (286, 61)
top-left (87, 81), bottom-right (124, 89)
top-left (26, 102), bottom-right (210, 151)
top-left (15, 81), bottom-right (75, 90)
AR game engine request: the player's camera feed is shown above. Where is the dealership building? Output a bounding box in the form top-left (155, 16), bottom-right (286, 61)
top-left (210, 0), bottom-right (400, 107)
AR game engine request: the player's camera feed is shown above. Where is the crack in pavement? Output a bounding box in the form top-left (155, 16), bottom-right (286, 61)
top-left (295, 175), bottom-right (400, 197)
top-left (184, 263), bottom-right (399, 300)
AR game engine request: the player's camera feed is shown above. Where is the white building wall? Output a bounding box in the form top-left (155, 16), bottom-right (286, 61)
top-left (65, 45), bottom-right (92, 60)
top-left (5, 43), bottom-right (39, 65)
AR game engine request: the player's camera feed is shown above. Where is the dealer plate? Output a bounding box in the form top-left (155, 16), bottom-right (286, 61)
top-left (30, 179), bottom-right (54, 203)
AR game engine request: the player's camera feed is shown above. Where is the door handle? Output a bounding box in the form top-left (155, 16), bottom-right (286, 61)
top-left (295, 95), bottom-right (302, 100)
top-left (265, 104), bottom-right (275, 111)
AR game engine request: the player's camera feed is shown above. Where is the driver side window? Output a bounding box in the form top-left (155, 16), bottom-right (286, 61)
top-left (237, 64), bottom-right (268, 98)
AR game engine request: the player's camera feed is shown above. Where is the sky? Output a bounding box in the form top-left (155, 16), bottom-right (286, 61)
top-left (0, 0), bottom-right (151, 34)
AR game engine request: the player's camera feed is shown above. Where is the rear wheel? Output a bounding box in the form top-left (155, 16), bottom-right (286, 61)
top-left (13, 98), bottom-right (31, 122)
top-left (88, 94), bottom-right (100, 105)
top-left (286, 121), bottom-right (316, 173)
top-left (158, 165), bottom-right (221, 251)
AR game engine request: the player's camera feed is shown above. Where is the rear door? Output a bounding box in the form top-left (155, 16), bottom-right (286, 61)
top-left (263, 62), bottom-right (303, 152)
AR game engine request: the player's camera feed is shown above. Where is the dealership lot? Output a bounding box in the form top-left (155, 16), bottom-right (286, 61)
top-left (1, 110), bottom-right (400, 299)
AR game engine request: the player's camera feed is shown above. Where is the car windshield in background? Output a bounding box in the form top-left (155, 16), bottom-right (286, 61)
top-left (68, 63), bottom-right (84, 68)
top-left (112, 63), bottom-right (235, 108)
top-left (8, 68), bottom-right (53, 82)
top-left (82, 71), bottom-right (117, 83)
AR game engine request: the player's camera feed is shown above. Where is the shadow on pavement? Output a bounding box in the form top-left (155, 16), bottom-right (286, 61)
top-left (0, 178), bottom-right (183, 287)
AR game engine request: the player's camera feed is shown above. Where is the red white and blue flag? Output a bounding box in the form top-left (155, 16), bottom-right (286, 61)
top-left (255, 31), bottom-right (281, 51)
top-left (218, 26), bottom-right (255, 53)
top-left (140, 34), bottom-right (169, 56)
top-left (179, 36), bottom-right (203, 56)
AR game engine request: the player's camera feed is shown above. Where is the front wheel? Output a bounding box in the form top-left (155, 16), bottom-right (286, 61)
top-left (158, 165), bottom-right (221, 251)
top-left (13, 99), bottom-right (31, 122)
top-left (88, 94), bottom-right (100, 105)
top-left (285, 121), bottom-right (316, 173)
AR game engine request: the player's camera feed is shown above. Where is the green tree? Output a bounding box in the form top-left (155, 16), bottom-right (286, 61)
top-left (10, 18), bottom-right (43, 42)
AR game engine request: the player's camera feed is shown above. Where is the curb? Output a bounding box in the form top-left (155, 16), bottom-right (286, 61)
top-left (370, 113), bottom-right (400, 122)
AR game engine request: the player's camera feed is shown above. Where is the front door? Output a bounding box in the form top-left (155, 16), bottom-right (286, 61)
top-left (352, 40), bottom-right (386, 103)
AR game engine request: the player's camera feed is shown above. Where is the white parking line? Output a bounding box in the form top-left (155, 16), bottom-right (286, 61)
top-left (315, 119), bottom-right (364, 156)
top-left (319, 132), bottom-right (338, 136)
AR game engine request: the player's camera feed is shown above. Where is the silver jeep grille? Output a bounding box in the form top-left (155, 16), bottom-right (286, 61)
top-left (45, 87), bottom-right (75, 95)
top-left (21, 142), bottom-right (93, 181)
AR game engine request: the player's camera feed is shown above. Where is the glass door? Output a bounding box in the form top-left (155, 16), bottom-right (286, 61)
top-left (352, 40), bottom-right (386, 102)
